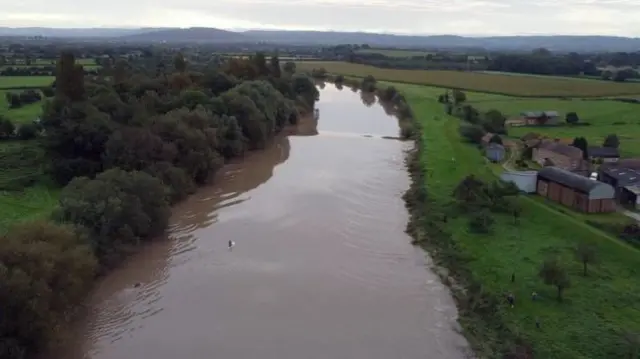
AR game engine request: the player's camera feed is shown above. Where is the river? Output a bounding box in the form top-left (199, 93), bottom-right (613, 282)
top-left (48, 83), bottom-right (470, 359)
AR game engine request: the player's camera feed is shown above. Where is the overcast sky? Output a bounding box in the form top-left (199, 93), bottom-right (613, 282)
top-left (2, 0), bottom-right (640, 36)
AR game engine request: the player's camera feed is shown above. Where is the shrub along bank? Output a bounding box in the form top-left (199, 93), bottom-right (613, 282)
top-left (0, 52), bottom-right (319, 359)
top-left (398, 83), bottom-right (640, 359)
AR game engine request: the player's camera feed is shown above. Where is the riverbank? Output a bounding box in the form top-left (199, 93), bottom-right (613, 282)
top-left (398, 82), bottom-right (640, 358)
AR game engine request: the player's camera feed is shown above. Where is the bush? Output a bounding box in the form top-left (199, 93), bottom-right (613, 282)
top-left (468, 210), bottom-right (495, 233)
top-left (0, 221), bottom-right (97, 359)
top-left (459, 124), bottom-right (486, 144)
top-left (56, 168), bottom-right (171, 267)
top-left (361, 75), bottom-right (377, 92)
top-left (0, 117), bottom-right (15, 139)
top-left (17, 123), bottom-right (38, 140)
top-left (41, 86), bottom-right (55, 97)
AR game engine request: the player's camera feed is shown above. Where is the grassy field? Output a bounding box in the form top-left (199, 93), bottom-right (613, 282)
top-left (298, 61), bottom-right (640, 97)
top-left (0, 141), bottom-right (58, 232)
top-left (398, 82), bottom-right (640, 358)
top-left (449, 90), bottom-right (640, 157)
top-left (0, 90), bottom-right (44, 124)
top-left (0, 76), bottom-right (54, 89)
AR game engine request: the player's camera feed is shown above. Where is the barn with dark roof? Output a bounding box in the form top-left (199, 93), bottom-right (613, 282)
top-left (537, 166), bottom-right (615, 213)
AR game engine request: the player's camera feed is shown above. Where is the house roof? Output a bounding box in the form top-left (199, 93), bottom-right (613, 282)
top-left (624, 185), bottom-right (640, 196)
top-left (481, 132), bottom-right (495, 143)
top-left (520, 111), bottom-right (559, 118)
top-left (602, 167), bottom-right (640, 184)
top-left (588, 146), bottom-right (620, 158)
top-left (538, 140), bottom-right (583, 159)
top-left (538, 166), bottom-right (604, 193)
top-left (487, 143), bottom-right (505, 150)
top-left (600, 158), bottom-right (640, 171)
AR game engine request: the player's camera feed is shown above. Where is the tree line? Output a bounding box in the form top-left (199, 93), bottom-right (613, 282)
top-left (0, 49), bottom-right (319, 359)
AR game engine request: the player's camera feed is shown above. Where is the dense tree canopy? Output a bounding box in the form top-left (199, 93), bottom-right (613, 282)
top-left (0, 49), bottom-right (319, 359)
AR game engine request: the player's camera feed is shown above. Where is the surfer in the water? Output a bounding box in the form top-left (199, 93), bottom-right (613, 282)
top-left (228, 240), bottom-right (235, 251)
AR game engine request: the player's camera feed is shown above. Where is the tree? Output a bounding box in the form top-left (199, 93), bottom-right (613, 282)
top-left (459, 124), bottom-right (486, 144)
top-left (575, 242), bottom-right (598, 276)
top-left (603, 134), bottom-right (620, 149)
top-left (55, 52), bottom-right (85, 101)
top-left (489, 134), bottom-right (503, 145)
top-left (269, 55), bottom-right (281, 78)
top-left (483, 109), bottom-right (507, 134)
top-left (252, 52), bottom-right (270, 77)
top-left (571, 136), bottom-right (589, 159)
top-left (173, 52), bottom-right (187, 72)
top-left (57, 168), bottom-right (171, 265)
top-left (539, 257), bottom-right (571, 301)
top-left (283, 61), bottom-right (296, 74)
top-left (565, 112), bottom-right (579, 124)
top-left (0, 221), bottom-right (97, 359)
top-left (452, 89), bottom-right (466, 104)
top-left (361, 75), bottom-right (377, 92)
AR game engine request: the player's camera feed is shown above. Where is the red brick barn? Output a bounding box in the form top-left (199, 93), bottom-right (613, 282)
top-left (536, 166), bottom-right (615, 213)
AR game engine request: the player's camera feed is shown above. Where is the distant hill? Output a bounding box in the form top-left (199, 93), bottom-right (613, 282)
top-left (1, 26), bottom-right (640, 52)
top-left (0, 27), bottom-right (167, 38)
top-left (242, 30), bottom-right (640, 52)
top-left (118, 27), bottom-right (248, 43)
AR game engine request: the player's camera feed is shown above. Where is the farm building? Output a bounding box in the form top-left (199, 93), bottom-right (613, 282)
top-left (620, 185), bottom-right (640, 209)
top-left (485, 143), bottom-right (505, 162)
top-left (537, 166), bottom-right (615, 213)
top-left (481, 132), bottom-right (496, 146)
top-left (506, 111), bottom-right (560, 126)
top-left (587, 147), bottom-right (620, 163)
top-left (598, 167), bottom-right (640, 198)
top-left (599, 158), bottom-right (640, 172)
top-left (500, 170), bottom-right (538, 193)
top-left (533, 140), bottom-right (585, 171)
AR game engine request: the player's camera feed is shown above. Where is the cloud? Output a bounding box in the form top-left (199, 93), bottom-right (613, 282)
top-left (1, 0), bottom-right (639, 36)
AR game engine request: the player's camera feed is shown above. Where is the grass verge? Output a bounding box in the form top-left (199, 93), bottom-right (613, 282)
top-left (399, 82), bottom-right (640, 358)
top-left (0, 140), bottom-right (58, 232)
top-left (0, 76), bottom-right (55, 89)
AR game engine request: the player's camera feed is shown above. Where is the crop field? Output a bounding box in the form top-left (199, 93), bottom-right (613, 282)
top-left (298, 61), bottom-right (640, 97)
top-left (0, 90), bottom-right (44, 124)
top-left (355, 48), bottom-right (434, 57)
top-left (0, 141), bottom-right (57, 232)
top-left (400, 82), bottom-right (640, 358)
top-left (0, 76), bottom-right (54, 89)
top-left (33, 58), bottom-right (97, 66)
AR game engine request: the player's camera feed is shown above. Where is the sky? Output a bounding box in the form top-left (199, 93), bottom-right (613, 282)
top-left (2, 0), bottom-right (640, 37)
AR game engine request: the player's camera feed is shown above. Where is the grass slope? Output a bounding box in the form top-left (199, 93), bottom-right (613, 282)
top-left (0, 141), bottom-right (58, 232)
top-left (298, 61), bottom-right (640, 97)
top-left (0, 76), bottom-right (54, 89)
top-left (0, 90), bottom-right (44, 124)
top-left (399, 82), bottom-right (640, 358)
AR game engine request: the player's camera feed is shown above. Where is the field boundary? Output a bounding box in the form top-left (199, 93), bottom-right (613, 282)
top-left (299, 62), bottom-right (640, 98)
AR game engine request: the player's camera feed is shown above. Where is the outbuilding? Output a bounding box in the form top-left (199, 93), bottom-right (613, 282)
top-left (537, 166), bottom-right (615, 213)
top-left (485, 143), bottom-right (506, 162)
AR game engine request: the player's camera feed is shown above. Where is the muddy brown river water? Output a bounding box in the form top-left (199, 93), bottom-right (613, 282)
top-left (48, 83), bottom-right (470, 359)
